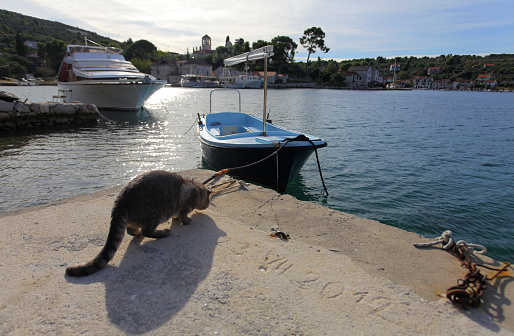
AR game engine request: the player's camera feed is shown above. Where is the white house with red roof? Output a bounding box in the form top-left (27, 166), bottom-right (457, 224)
top-left (474, 74), bottom-right (497, 88)
top-left (476, 74), bottom-right (492, 81)
top-left (432, 79), bottom-right (452, 90)
top-left (413, 76), bottom-right (433, 89)
top-left (252, 71), bottom-right (278, 84)
top-left (427, 67), bottom-right (442, 75)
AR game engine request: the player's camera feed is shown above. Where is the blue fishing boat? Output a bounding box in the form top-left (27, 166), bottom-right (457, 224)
top-left (196, 46), bottom-right (327, 192)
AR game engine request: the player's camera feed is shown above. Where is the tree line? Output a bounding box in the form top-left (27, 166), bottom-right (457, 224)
top-left (196, 27), bottom-right (329, 77)
top-left (1, 8), bottom-right (513, 88)
top-left (0, 10), bottom-right (332, 82)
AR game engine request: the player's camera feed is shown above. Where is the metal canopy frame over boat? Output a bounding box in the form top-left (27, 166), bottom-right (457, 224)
top-left (210, 89), bottom-right (241, 114)
top-left (197, 45), bottom-right (328, 193)
top-left (223, 45), bottom-right (274, 67)
top-left (223, 45), bottom-right (274, 136)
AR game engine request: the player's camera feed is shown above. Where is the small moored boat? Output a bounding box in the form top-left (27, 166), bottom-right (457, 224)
top-left (196, 45), bottom-right (327, 192)
top-left (180, 74), bottom-right (219, 88)
top-left (220, 64), bottom-right (263, 89)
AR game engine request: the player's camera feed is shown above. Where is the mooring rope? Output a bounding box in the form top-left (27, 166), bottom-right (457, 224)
top-left (208, 178), bottom-right (250, 195)
top-left (202, 139), bottom-right (292, 185)
top-left (305, 137), bottom-right (329, 196)
top-left (202, 134), bottom-right (329, 195)
top-left (414, 230), bottom-right (510, 307)
top-left (182, 117), bottom-right (199, 136)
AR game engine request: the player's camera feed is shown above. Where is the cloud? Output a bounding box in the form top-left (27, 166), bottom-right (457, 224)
top-left (3, 0), bottom-right (514, 59)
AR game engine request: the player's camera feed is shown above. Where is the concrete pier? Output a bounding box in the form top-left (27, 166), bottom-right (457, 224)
top-left (0, 100), bottom-right (98, 130)
top-left (0, 169), bottom-right (512, 335)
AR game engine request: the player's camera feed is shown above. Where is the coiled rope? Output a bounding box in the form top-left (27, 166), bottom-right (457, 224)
top-left (414, 230), bottom-right (510, 307)
top-left (207, 178), bottom-right (250, 197)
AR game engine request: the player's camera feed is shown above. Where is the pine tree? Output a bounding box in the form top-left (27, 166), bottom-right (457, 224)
top-left (15, 31), bottom-right (27, 56)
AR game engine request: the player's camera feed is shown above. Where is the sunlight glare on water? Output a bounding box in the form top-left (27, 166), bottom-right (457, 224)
top-left (0, 86), bottom-right (513, 262)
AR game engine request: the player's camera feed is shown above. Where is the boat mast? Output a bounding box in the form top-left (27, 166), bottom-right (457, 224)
top-left (222, 45), bottom-right (274, 136)
top-left (84, 38), bottom-right (103, 47)
top-left (262, 51), bottom-right (269, 136)
top-left (393, 59), bottom-right (397, 89)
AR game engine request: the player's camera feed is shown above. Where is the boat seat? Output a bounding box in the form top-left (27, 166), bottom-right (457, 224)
top-left (209, 128), bottom-right (221, 136)
top-left (221, 125), bottom-right (239, 136)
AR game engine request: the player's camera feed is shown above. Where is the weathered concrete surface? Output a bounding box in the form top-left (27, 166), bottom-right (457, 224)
top-left (0, 169), bottom-right (512, 335)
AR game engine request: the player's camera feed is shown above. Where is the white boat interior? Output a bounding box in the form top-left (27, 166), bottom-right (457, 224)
top-left (200, 110), bottom-right (324, 147)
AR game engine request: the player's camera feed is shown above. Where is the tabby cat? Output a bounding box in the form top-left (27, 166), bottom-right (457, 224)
top-left (66, 170), bottom-right (211, 277)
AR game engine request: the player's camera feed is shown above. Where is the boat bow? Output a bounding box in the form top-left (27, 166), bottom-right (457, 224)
top-left (196, 46), bottom-right (327, 192)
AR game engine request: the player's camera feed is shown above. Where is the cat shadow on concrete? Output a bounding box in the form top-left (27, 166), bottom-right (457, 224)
top-left (99, 213), bottom-right (225, 334)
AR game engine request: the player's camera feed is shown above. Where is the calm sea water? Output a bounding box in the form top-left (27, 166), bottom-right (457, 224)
top-left (1, 86), bottom-right (513, 262)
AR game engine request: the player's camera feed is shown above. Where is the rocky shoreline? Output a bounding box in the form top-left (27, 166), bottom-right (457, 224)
top-left (0, 100), bottom-right (99, 130)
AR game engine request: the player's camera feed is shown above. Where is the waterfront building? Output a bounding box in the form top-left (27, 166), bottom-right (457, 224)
top-left (413, 76), bottom-right (433, 89)
top-left (347, 66), bottom-right (383, 88)
top-left (151, 58), bottom-right (213, 85)
top-left (427, 67), bottom-right (442, 75)
top-left (432, 79), bottom-right (452, 90)
top-left (390, 63), bottom-right (400, 72)
top-left (251, 71), bottom-right (279, 84)
top-left (453, 80), bottom-right (473, 90)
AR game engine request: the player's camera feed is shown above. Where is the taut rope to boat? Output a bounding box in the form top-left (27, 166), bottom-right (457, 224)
top-left (201, 135), bottom-right (328, 195)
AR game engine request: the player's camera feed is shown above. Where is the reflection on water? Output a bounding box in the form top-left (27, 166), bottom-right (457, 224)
top-left (0, 86), bottom-right (513, 262)
top-left (0, 88), bottom-right (211, 212)
top-left (98, 108), bottom-right (156, 125)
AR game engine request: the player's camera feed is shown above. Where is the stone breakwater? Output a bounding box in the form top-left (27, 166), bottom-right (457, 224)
top-left (0, 100), bottom-right (99, 130)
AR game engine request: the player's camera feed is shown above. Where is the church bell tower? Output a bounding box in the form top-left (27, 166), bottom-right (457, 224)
top-left (202, 35), bottom-right (211, 51)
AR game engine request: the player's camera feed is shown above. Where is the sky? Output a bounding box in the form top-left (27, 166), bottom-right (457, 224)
top-left (2, 0), bottom-right (514, 61)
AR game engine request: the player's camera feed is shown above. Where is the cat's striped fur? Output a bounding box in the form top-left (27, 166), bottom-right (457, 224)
top-left (65, 170), bottom-right (210, 277)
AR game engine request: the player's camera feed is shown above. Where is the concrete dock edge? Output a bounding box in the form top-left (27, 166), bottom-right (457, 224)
top-left (0, 168), bottom-right (512, 335)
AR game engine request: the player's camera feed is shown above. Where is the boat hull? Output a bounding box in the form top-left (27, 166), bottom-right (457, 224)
top-left (199, 137), bottom-right (324, 193)
top-left (197, 85), bottom-right (326, 192)
top-left (58, 81), bottom-right (165, 110)
top-left (243, 80), bottom-right (263, 89)
top-left (180, 75), bottom-right (219, 88)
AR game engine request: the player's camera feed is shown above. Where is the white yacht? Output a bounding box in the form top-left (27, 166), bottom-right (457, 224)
top-left (57, 39), bottom-right (166, 110)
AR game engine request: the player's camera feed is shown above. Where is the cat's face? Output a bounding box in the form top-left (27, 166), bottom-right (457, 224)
top-left (196, 187), bottom-right (211, 210)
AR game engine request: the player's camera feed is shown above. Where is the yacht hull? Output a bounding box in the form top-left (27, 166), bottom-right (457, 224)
top-left (58, 81), bottom-right (165, 110)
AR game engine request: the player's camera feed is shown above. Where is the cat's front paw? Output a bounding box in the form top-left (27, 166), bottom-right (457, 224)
top-left (160, 228), bottom-right (171, 236)
top-left (181, 217), bottom-right (192, 225)
top-left (143, 228), bottom-right (171, 239)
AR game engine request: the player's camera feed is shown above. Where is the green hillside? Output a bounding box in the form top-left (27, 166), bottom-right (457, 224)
top-left (1, 8), bottom-right (513, 89)
top-left (345, 54), bottom-right (514, 88)
top-left (0, 9), bottom-right (121, 80)
top-left (0, 9), bottom-right (117, 47)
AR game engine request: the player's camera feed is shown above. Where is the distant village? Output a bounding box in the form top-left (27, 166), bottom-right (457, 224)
top-left (1, 33), bottom-right (508, 91)
top-left (382, 64), bottom-right (498, 91)
top-left (150, 35), bottom-right (287, 87)
top-left (150, 35), bottom-right (502, 90)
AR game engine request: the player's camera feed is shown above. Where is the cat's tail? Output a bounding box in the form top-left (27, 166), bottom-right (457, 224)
top-left (65, 215), bottom-right (127, 277)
